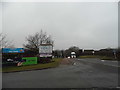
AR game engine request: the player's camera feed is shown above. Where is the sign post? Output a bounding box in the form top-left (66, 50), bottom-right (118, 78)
top-left (113, 50), bottom-right (117, 59)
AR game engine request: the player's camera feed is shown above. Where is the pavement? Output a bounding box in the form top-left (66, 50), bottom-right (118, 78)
top-left (2, 58), bottom-right (119, 88)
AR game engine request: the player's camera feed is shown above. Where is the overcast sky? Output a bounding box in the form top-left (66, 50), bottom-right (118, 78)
top-left (2, 2), bottom-right (118, 50)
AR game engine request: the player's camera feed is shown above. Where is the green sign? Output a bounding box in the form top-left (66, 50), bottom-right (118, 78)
top-left (22, 57), bottom-right (37, 65)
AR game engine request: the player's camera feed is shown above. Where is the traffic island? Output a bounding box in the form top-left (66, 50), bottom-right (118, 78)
top-left (60, 58), bottom-right (74, 65)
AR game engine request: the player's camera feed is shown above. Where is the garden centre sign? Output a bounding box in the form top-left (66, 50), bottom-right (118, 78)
top-left (2, 48), bottom-right (24, 53)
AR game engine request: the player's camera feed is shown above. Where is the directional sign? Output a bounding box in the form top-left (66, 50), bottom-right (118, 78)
top-left (39, 45), bottom-right (52, 54)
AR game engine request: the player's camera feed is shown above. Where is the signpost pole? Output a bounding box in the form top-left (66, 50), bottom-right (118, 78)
top-left (113, 50), bottom-right (117, 59)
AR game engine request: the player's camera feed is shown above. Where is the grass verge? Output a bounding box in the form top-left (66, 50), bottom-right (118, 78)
top-left (2, 58), bottom-right (62, 73)
top-left (79, 55), bottom-right (116, 60)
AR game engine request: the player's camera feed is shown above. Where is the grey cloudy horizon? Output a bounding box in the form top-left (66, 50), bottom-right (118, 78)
top-left (2, 2), bottom-right (118, 50)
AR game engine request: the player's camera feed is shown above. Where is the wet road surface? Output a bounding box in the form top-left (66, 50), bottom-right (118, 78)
top-left (2, 58), bottom-right (119, 88)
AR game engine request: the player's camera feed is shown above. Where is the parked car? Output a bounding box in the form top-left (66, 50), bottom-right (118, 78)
top-left (7, 59), bottom-right (14, 62)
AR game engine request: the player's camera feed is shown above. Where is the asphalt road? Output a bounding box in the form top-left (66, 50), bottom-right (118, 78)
top-left (2, 58), bottom-right (119, 88)
top-left (0, 55), bottom-right (2, 89)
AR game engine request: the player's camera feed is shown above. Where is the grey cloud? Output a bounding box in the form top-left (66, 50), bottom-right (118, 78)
top-left (2, 2), bottom-right (118, 49)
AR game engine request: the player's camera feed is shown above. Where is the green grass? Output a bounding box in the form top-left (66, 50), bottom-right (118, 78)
top-left (2, 58), bottom-right (63, 73)
top-left (99, 56), bottom-right (115, 60)
top-left (0, 68), bottom-right (2, 72)
top-left (80, 55), bottom-right (100, 58)
top-left (79, 55), bottom-right (116, 60)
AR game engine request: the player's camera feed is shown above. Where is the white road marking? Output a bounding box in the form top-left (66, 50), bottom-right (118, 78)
top-left (77, 59), bottom-right (119, 68)
top-left (73, 63), bottom-right (76, 65)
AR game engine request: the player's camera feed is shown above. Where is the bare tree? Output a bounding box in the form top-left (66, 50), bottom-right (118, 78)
top-left (23, 30), bottom-right (54, 53)
top-left (0, 33), bottom-right (14, 49)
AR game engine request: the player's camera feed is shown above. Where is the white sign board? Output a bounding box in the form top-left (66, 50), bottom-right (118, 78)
top-left (39, 45), bottom-right (52, 54)
top-left (40, 53), bottom-right (52, 57)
